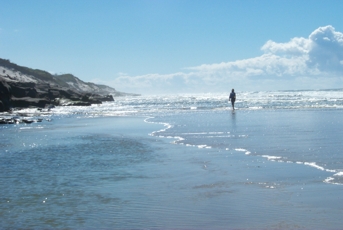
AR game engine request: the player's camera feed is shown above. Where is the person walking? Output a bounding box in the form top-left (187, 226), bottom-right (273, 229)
top-left (229, 89), bottom-right (236, 110)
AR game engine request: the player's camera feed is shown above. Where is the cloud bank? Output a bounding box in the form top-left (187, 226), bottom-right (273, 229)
top-left (108, 25), bottom-right (343, 94)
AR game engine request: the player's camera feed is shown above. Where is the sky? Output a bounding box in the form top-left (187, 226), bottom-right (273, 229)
top-left (1, 0), bottom-right (343, 95)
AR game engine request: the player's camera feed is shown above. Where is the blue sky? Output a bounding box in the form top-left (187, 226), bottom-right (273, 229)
top-left (1, 0), bottom-right (343, 94)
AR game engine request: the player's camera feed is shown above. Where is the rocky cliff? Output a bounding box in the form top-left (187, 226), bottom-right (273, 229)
top-left (0, 58), bottom-right (138, 112)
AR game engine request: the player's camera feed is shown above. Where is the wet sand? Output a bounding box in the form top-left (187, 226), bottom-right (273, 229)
top-left (1, 115), bottom-right (343, 229)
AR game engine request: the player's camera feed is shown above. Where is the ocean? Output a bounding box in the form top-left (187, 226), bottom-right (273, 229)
top-left (1, 89), bottom-right (343, 229)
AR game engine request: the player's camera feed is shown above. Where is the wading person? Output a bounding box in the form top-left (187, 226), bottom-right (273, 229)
top-left (229, 89), bottom-right (236, 110)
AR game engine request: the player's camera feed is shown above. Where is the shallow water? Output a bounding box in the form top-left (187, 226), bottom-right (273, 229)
top-left (1, 90), bottom-right (343, 229)
top-left (1, 117), bottom-right (165, 228)
top-left (151, 109), bottom-right (343, 184)
top-left (0, 115), bottom-right (342, 229)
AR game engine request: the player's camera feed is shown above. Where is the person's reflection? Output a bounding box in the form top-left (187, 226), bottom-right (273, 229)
top-left (231, 110), bottom-right (236, 132)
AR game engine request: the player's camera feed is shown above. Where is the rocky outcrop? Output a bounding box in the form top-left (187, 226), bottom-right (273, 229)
top-left (0, 116), bottom-right (44, 125)
top-left (0, 79), bottom-right (115, 111)
top-left (0, 58), bottom-right (136, 112)
top-left (0, 79), bottom-right (11, 112)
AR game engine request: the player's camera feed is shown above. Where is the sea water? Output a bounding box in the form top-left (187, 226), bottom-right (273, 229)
top-left (151, 109), bottom-right (343, 184)
top-left (1, 89), bottom-right (343, 229)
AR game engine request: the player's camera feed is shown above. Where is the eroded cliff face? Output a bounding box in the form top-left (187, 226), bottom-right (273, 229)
top-left (0, 79), bottom-right (11, 112)
top-left (0, 80), bottom-right (114, 111)
top-left (0, 75), bottom-right (115, 112)
top-left (0, 59), bottom-right (120, 112)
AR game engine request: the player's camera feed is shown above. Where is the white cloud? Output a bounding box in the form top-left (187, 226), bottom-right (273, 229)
top-left (307, 25), bottom-right (343, 72)
top-left (261, 37), bottom-right (310, 56)
top-left (109, 25), bottom-right (343, 94)
top-left (187, 53), bottom-right (311, 78)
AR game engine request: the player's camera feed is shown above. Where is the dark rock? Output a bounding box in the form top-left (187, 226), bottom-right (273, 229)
top-left (0, 117), bottom-right (15, 124)
top-left (11, 96), bottom-right (51, 108)
top-left (0, 80), bottom-right (111, 111)
top-left (0, 116), bottom-right (43, 125)
top-left (91, 94), bottom-right (114, 102)
top-left (0, 79), bottom-right (11, 112)
top-left (22, 119), bottom-right (34, 124)
top-left (9, 82), bottom-right (38, 98)
top-left (0, 58), bottom-right (136, 113)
